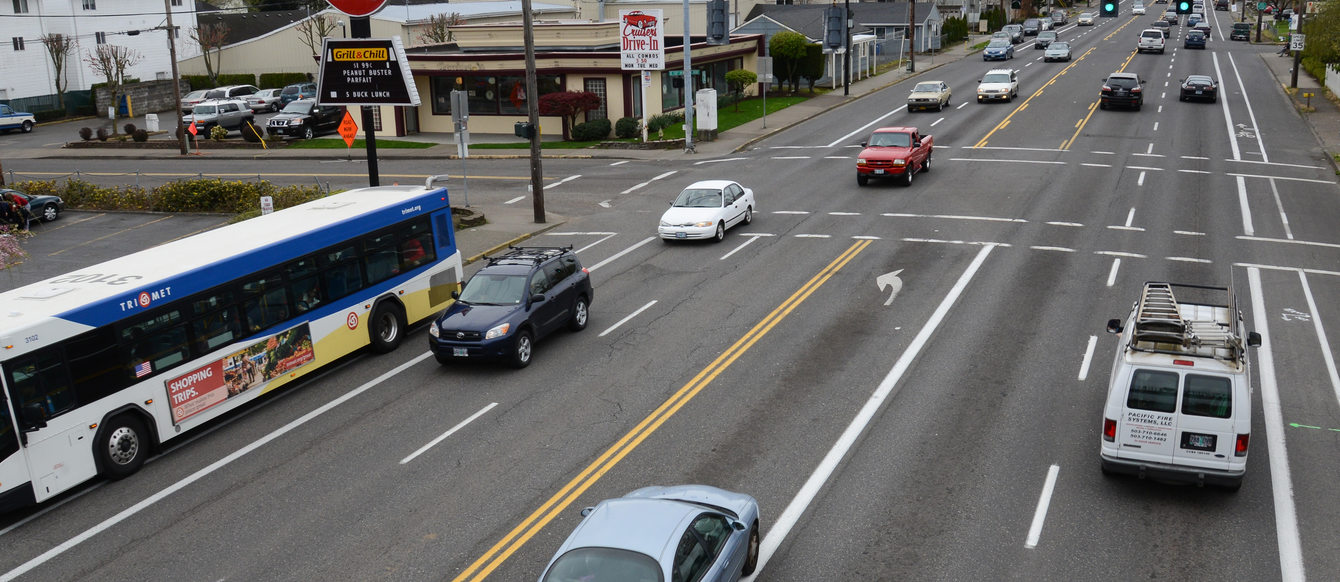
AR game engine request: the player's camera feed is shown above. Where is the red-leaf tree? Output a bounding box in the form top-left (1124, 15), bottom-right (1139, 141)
top-left (537, 91), bottom-right (602, 140)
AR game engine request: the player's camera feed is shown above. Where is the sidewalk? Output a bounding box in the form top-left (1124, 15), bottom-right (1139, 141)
top-left (1258, 49), bottom-right (1340, 174)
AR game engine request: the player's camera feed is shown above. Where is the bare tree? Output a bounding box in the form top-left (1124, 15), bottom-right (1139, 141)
top-left (84, 44), bottom-right (143, 135)
top-left (191, 22), bottom-right (230, 85)
top-left (295, 14), bottom-right (341, 60)
top-left (419, 13), bottom-right (466, 45)
top-left (41, 33), bottom-right (78, 112)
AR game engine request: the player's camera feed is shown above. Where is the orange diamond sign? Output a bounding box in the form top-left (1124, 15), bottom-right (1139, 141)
top-left (338, 111), bottom-right (359, 148)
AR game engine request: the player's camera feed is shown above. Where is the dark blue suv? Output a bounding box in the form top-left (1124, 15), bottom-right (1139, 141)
top-left (429, 246), bottom-right (592, 368)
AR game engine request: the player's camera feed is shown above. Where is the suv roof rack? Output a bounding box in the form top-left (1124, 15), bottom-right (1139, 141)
top-left (1127, 281), bottom-right (1249, 364)
top-left (484, 245), bottom-right (573, 266)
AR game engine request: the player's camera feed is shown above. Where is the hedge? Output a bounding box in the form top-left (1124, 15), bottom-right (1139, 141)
top-left (572, 119), bottom-right (612, 141)
top-left (11, 178), bottom-right (327, 214)
top-left (615, 116), bottom-right (640, 139)
top-left (259, 72), bottom-right (311, 90)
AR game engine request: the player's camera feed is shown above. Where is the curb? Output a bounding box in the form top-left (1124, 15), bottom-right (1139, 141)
top-left (461, 219), bottom-right (568, 266)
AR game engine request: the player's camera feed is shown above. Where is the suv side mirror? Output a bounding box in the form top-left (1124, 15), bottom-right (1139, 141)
top-left (451, 290), bottom-right (460, 299)
top-left (1106, 318), bottom-right (1124, 334)
top-left (530, 293), bottom-right (546, 304)
top-left (1247, 332), bottom-right (1262, 347)
top-left (860, 141), bottom-right (867, 147)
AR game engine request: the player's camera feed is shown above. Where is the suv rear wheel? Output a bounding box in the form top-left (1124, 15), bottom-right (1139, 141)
top-left (568, 296), bottom-right (589, 331)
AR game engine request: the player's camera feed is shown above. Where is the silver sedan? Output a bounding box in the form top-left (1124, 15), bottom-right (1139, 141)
top-left (1044, 41), bottom-right (1073, 61)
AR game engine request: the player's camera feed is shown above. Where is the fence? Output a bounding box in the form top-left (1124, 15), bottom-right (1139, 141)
top-left (1, 90), bottom-right (94, 116)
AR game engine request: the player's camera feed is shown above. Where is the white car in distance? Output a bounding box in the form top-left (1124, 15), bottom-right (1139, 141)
top-left (658, 180), bottom-right (756, 242)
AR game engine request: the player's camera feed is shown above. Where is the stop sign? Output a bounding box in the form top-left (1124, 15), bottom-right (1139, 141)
top-left (326, 0), bottom-right (387, 17)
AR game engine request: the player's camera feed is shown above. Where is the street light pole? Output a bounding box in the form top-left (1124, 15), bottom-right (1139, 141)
top-left (683, 0), bottom-right (695, 153)
top-left (164, 0), bottom-right (186, 155)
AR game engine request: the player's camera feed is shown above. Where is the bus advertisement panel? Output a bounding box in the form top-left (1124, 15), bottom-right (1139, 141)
top-left (167, 323), bottom-right (315, 423)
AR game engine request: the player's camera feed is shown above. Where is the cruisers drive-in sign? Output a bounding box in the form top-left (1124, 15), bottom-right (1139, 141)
top-left (620, 10), bottom-right (665, 70)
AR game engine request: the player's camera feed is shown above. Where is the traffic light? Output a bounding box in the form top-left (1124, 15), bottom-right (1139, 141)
top-left (706, 0), bottom-right (729, 45)
top-left (1101, 0), bottom-right (1118, 16)
top-left (1176, 0), bottom-right (1192, 13)
top-left (823, 5), bottom-right (844, 50)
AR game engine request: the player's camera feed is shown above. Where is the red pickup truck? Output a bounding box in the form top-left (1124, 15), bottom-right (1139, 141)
top-left (856, 127), bottom-right (933, 186)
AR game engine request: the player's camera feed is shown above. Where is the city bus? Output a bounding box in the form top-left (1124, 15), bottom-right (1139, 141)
top-left (0, 178), bottom-right (462, 509)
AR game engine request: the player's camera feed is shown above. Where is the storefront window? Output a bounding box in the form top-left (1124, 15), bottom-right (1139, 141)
top-left (431, 74), bottom-right (564, 117)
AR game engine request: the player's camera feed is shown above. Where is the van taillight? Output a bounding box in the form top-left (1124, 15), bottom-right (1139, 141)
top-left (1103, 418), bottom-right (1117, 441)
top-left (1173, 359), bottom-right (1194, 366)
top-left (1235, 434), bottom-right (1250, 456)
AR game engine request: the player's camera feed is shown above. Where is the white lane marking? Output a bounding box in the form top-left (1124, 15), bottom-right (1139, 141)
top-left (575, 232), bottom-right (620, 254)
top-left (1031, 246), bottom-right (1075, 252)
top-left (1046, 221), bottom-right (1084, 227)
top-left (1124, 208), bottom-right (1136, 228)
top-left (1130, 153), bottom-right (1165, 157)
top-left (1097, 251), bottom-right (1146, 258)
top-left (826, 105), bottom-right (907, 147)
top-left (609, 160), bottom-right (629, 166)
top-left (795, 234), bottom-right (831, 238)
top-left (829, 212), bottom-right (862, 216)
top-left (1236, 175), bottom-right (1255, 236)
top-left (901, 238), bottom-right (1010, 247)
top-left (1081, 163), bottom-right (1112, 168)
top-left (586, 236), bottom-right (656, 272)
top-left (400, 403), bottom-right (497, 464)
top-left (957, 102), bottom-right (969, 110)
top-left (1127, 166), bottom-right (1163, 171)
top-left (598, 300), bottom-right (657, 337)
top-left (504, 195), bottom-right (526, 205)
top-left (1227, 159), bottom-right (1325, 170)
top-left (1166, 256), bottom-right (1212, 263)
top-left (882, 213), bottom-right (1026, 223)
top-left (1212, 52), bottom-right (1241, 161)
top-left (1238, 235), bottom-right (1340, 250)
top-left (1024, 465), bottom-right (1061, 549)
top-left (1157, 105), bottom-right (1163, 114)
top-left (543, 175), bottom-right (581, 190)
top-left (694, 157), bottom-right (748, 165)
top-left (852, 235), bottom-right (882, 240)
top-left (823, 156), bottom-right (850, 159)
top-left (1106, 258), bottom-right (1121, 287)
top-left (1182, 155), bottom-right (1210, 160)
top-left (1246, 268), bottom-right (1306, 582)
top-left (773, 210), bottom-right (810, 215)
top-left (546, 231), bottom-right (617, 236)
top-left (1175, 230), bottom-right (1205, 236)
top-left (1178, 169), bottom-right (1212, 174)
top-left (1153, 121), bottom-right (1159, 131)
top-left (749, 245), bottom-right (995, 579)
top-left (720, 234), bottom-right (762, 260)
top-left (1298, 272), bottom-right (1340, 407)
top-left (1237, 263), bottom-right (1340, 278)
top-left (770, 145), bottom-right (826, 149)
top-left (1091, 151), bottom-right (1116, 155)
top-left (1137, 171), bottom-right (1146, 186)
top-left (772, 156), bottom-right (811, 160)
top-left (1227, 52), bottom-right (1270, 163)
top-left (1078, 336), bottom-right (1098, 381)
top-left (1269, 179), bottom-right (1293, 240)
top-left (948, 158), bottom-right (1067, 165)
top-left (0, 351), bottom-right (436, 582)
top-left (619, 169), bottom-right (680, 194)
top-left (968, 146), bottom-right (1066, 152)
top-left (1160, 92), bottom-right (1165, 99)
top-left (1108, 226), bottom-right (1146, 232)
top-left (1227, 173), bottom-right (1336, 184)
top-left (930, 117), bottom-right (946, 127)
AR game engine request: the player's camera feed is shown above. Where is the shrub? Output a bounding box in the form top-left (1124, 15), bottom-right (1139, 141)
top-left (615, 116), bottom-right (641, 139)
top-left (209, 125), bottom-right (228, 141)
top-left (259, 72), bottom-right (310, 89)
top-left (646, 112), bottom-right (684, 136)
top-left (241, 121), bottom-right (264, 143)
top-left (571, 118), bottom-right (611, 141)
top-left (96, 128), bottom-right (110, 141)
top-left (216, 74), bottom-right (258, 87)
top-left (78, 127), bottom-right (93, 141)
top-left (123, 123), bottom-right (138, 135)
top-left (132, 129), bottom-right (149, 142)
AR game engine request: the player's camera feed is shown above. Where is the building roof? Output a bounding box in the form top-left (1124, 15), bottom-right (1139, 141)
top-left (742, 2), bottom-right (937, 40)
top-left (369, 1), bottom-right (572, 24)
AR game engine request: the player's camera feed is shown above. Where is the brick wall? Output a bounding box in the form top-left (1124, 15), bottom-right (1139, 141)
top-left (94, 80), bottom-right (192, 115)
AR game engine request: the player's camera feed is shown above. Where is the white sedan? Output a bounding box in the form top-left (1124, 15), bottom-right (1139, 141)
top-left (658, 179), bottom-right (756, 242)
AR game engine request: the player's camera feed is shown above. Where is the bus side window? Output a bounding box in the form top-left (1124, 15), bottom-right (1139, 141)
top-left (7, 349), bottom-right (76, 428)
top-left (122, 311), bottom-right (191, 376)
top-left (292, 277), bottom-right (322, 314)
top-left (319, 245), bottom-right (363, 301)
top-left (241, 273), bottom-right (290, 333)
top-left (65, 327), bottom-right (128, 404)
top-left (192, 306), bottom-right (241, 354)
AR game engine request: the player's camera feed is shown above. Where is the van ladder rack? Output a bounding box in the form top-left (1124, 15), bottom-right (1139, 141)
top-left (1133, 282), bottom-right (1186, 345)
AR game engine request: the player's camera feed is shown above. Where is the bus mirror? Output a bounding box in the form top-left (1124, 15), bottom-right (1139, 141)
top-left (19, 403), bottom-right (48, 430)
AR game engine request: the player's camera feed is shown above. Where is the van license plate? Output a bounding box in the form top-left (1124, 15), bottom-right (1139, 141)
top-left (453, 347), bottom-right (468, 357)
top-left (1182, 432), bottom-right (1216, 451)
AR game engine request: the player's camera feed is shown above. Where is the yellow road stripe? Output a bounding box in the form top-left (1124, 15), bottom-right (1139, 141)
top-left (1063, 50), bottom-right (1137, 150)
top-left (971, 46), bottom-right (1096, 149)
top-left (451, 240), bottom-right (873, 582)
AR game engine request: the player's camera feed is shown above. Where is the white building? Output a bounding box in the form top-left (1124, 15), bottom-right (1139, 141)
top-left (0, 0), bottom-right (201, 110)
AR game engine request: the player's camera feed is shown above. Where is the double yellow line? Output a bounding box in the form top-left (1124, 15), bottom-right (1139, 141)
top-left (451, 239), bottom-right (873, 581)
top-left (1061, 48), bottom-right (1137, 150)
top-left (971, 46), bottom-right (1097, 149)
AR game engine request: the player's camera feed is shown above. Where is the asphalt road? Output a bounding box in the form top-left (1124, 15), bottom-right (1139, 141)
top-left (2, 7), bottom-right (1339, 582)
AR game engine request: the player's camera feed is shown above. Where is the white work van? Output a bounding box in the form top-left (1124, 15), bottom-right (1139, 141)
top-left (1100, 282), bottom-right (1262, 490)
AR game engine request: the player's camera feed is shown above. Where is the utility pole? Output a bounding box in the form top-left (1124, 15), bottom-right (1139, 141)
top-left (522, 0), bottom-right (546, 222)
top-left (843, 0), bottom-right (850, 96)
top-left (164, 0), bottom-right (186, 155)
top-left (908, 0), bottom-right (917, 72)
top-left (683, 0), bottom-right (695, 153)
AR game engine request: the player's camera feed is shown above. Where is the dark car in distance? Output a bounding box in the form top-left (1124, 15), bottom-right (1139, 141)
top-left (265, 100), bottom-right (345, 139)
top-left (1100, 72), bottom-right (1145, 110)
top-left (428, 246), bottom-right (592, 368)
top-left (1179, 75), bottom-right (1218, 102)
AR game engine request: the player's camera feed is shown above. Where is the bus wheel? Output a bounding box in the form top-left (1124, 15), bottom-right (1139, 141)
top-left (98, 415), bottom-right (148, 480)
top-left (369, 302), bottom-right (405, 353)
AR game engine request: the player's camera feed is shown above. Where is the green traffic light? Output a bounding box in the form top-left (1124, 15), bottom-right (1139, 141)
top-left (1105, 2), bottom-right (1115, 9)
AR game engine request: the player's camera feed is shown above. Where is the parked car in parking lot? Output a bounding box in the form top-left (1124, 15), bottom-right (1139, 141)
top-left (182, 99), bottom-right (256, 135)
top-left (1179, 74), bottom-right (1218, 102)
top-left (428, 245), bottom-right (592, 368)
top-left (179, 90), bottom-right (209, 114)
top-left (279, 82), bottom-right (318, 105)
top-left (247, 88), bottom-right (284, 112)
top-left (1, 188), bottom-right (64, 225)
top-left (538, 485), bottom-right (761, 582)
top-left (0, 104), bottom-right (36, 134)
top-left (265, 99), bottom-right (345, 139)
top-left (204, 84), bottom-right (259, 101)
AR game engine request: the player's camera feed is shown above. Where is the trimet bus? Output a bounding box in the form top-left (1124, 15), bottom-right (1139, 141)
top-left (0, 178), bottom-right (462, 509)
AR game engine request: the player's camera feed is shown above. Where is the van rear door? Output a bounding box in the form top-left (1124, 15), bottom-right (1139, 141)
top-left (1170, 373), bottom-right (1235, 470)
top-left (1115, 368), bottom-right (1178, 465)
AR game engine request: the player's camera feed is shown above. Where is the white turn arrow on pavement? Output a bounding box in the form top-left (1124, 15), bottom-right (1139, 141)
top-left (877, 269), bottom-right (904, 306)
